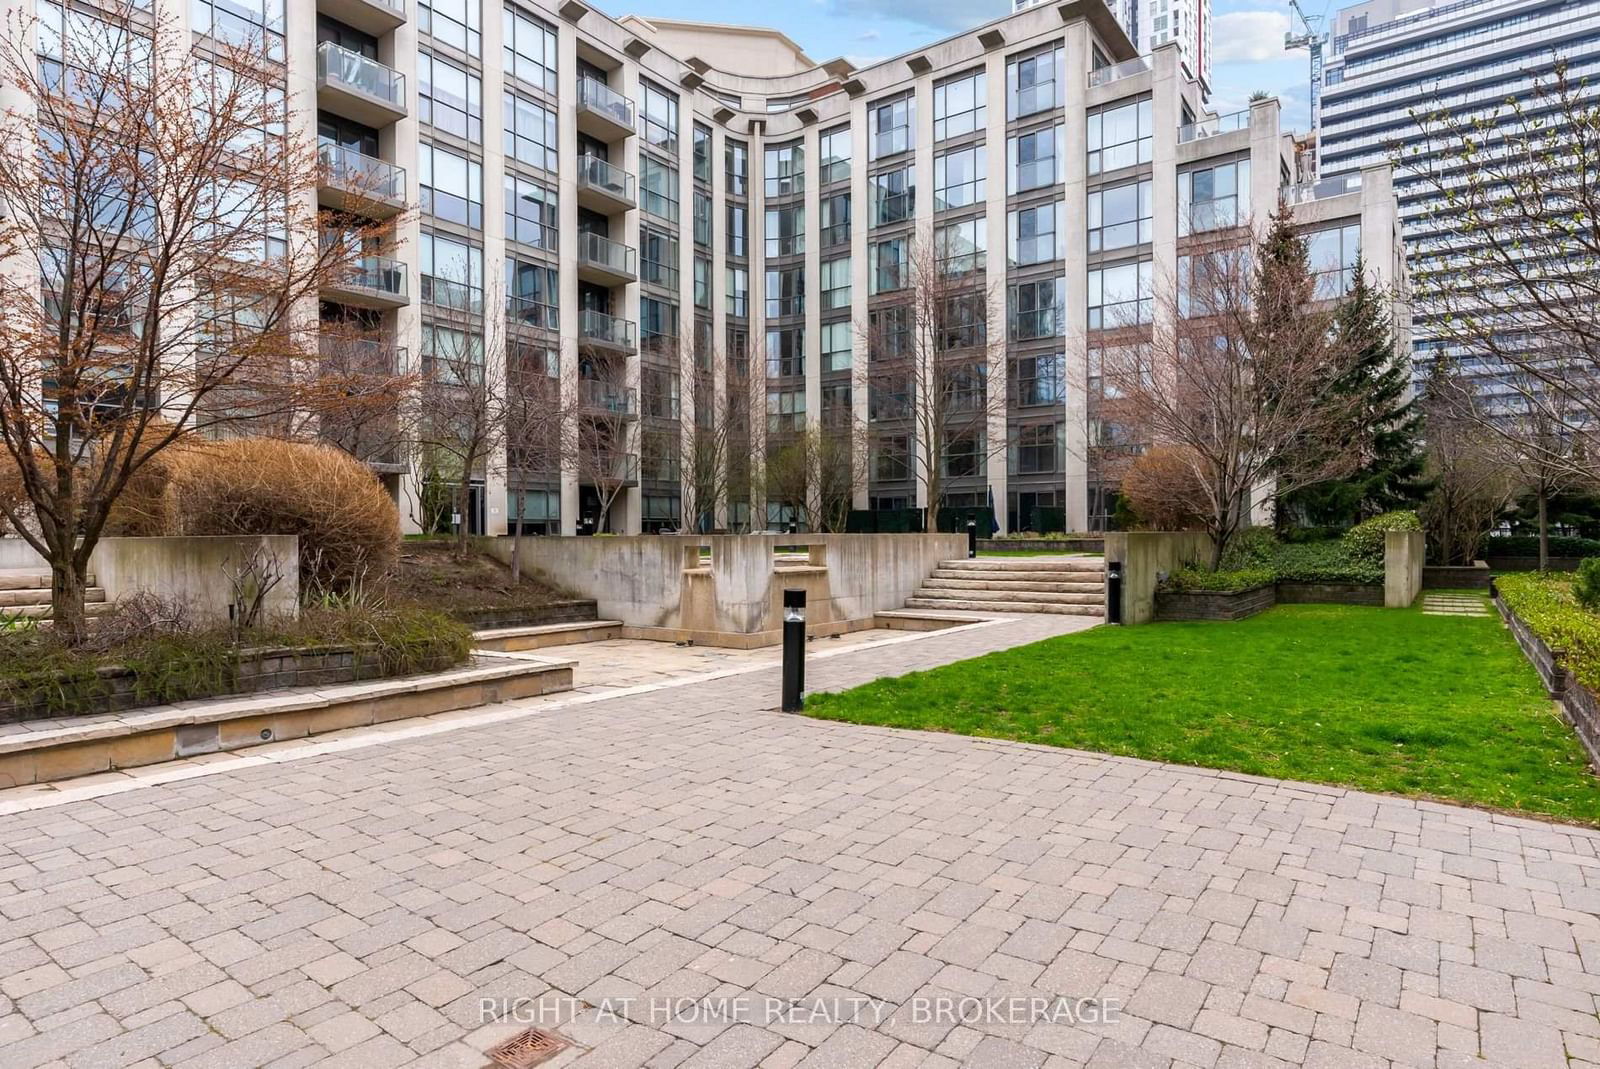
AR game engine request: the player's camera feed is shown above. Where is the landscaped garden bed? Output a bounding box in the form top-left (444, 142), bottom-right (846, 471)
top-left (390, 538), bottom-right (596, 627)
top-left (806, 599), bottom-right (1600, 825)
top-left (1154, 567), bottom-right (1276, 620)
top-left (1493, 572), bottom-right (1600, 767)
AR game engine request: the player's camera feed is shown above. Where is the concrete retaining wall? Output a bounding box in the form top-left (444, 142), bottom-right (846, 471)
top-left (1276, 581), bottom-right (1383, 606)
top-left (1384, 530), bottom-right (1425, 608)
top-left (1102, 532), bottom-right (1214, 626)
top-left (0, 535), bottom-right (300, 623)
top-left (1154, 584), bottom-right (1276, 622)
top-left (476, 533), bottom-right (968, 645)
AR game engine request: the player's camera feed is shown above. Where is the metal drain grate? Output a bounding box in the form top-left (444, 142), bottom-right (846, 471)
top-left (487, 1027), bottom-right (570, 1069)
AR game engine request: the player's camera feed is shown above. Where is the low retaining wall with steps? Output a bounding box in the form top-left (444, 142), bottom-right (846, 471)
top-left (905, 558), bottom-right (1106, 617)
top-left (976, 538), bottom-right (1104, 553)
top-left (452, 600), bottom-right (599, 629)
top-left (0, 567), bottom-right (109, 618)
top-left (474, 619), bottom-right (623, 652)
top-left (0, 655), bottom-right (574, 789)
top-left (1155, 584), bottom-right (1277, 621)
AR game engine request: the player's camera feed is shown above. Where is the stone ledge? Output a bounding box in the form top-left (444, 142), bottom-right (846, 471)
top-left (474, 620), bottom-right (624, 652)
top-left (0, 656), bottom-right (574, 787)
top-left (873, 610), bottom-right (985, 631)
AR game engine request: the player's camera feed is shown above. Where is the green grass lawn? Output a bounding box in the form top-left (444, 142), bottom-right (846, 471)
top-left (807, 601), bottom-right (1600, 825)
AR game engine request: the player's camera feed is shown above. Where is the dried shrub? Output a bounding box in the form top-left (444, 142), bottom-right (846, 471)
top-left (1120, 446), bottom-right (1211, 532)
top-left (166, 439), bottom-right (399, 594)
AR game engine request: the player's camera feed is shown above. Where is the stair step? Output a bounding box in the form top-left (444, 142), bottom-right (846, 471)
top-left (0, 587), bottom-right (106, 607)
top-left (938, 558), bottom-right (1103, 573)
top-left (8, 600), bottom-right (116, 619)
top-left (913, 587), bottom-right (1102, 606)
top-left (0, 570), bottom-right (98, 591)
top-left (905, 597), bottom-right (1103, 616)
top-left (930, 571), bottom-right (1104, 586)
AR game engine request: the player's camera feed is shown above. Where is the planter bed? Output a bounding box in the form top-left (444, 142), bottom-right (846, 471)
top-left (1485, 556), bottom-right (1584, 573)
top-left (451, 599), bottom-right (598, 629)
top-left (1492, 592), bottom-right (1600, 768)
top-left (1155, 584), bottom-right (1276, 621)
top-left (1274, 581), bottom-right (1383, 606)
top-left (977, 537), bottom-right (1104, 553)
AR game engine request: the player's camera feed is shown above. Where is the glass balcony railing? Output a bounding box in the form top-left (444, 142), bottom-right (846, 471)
top-left (580, 380), bottom-right (636, 415)
top-left (576, 155), bottom-right (636, 205)
top-left (577, 77), bottom-right (635, 131)
top-left (1088, 56), bottom-right (1150, 88)
top-left (1289, 173), bottom-right (1364, 203)
top-left (576, 231), bottom-right (638, 277)
top-left (339, 255), bottom-right (407, 299)
top-left (506, 294), bottom-right (558, 330)
top-left (1178, 109), bottom-right (1250, 143)
top-left (318, 333), bottom-right (404, 373)
top-left (580, 308), bottom-right (636, 349)
top-left (317, 41), bottom-right (405, 111)
top-left (317, 142), bottom-right (406, 200)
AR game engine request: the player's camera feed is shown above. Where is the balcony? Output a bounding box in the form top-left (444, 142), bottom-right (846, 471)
top-left (575, 155), bottom-right (636, 213)
top-left (579, 380), bottom-right (637, 418)
top-left (321, 254), bottom-right (408, 309)
top-left (575, 77), bottom-right (635, 141)
top-left (579, 308), bottom-right (636, 352)
top-left (316, 42), bottom-right (406, 127)
top-left (1289, 172), bottom-right (1363, 204)
top-left (316, 0), bottom-right (404, 36)
top-left (506, 294), bottom-right (558, 332)
top-left (575, 231), bottom-right (638, 286)
top-left (316, 142), bottom-right (406, 218)
top-left (1088, 56), bottom-right (1150, 89)
top-left (1179, 109), bottom-right (1250, 144)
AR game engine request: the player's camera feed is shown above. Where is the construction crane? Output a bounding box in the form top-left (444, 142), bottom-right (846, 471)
top-left (1284, 0), bottom-right (1327, 130)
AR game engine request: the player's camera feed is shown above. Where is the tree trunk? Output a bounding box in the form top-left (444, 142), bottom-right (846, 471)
top-left (453, 479), bottom-right (470, 557)
top-left (1538, 485), bottom-right (1549, 572)
top-left (509, 493), bottom-right (524, 583)
top-left (51, 557), bottom-right (88, 647)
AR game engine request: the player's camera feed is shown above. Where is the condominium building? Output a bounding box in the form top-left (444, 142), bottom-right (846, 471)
top-left (1318, 0), bottom-right (1600, 382)
top-left (16, 0), bottom-right (1401, 535)
top-left (1015, 0), bottom-right (1211, 91)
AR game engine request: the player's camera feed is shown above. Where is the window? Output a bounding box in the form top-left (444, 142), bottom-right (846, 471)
top-left (870, 167), bottom-right (914, 227)
top-left (693, 257), bottom-right (710, 309)
top-left (421, 231), bottom-right (483, 311)
top-left (419, 142), bottom-right (482, 227)
top-left (1088, 98), bottom-right (1154, 175)
top-left (1088, 260), bottom-right (1154, 328)
top-left (1009, 201), bottom-right (1063, 266)
top-left (504, 174), bottom-right (556, 250)
top-left (870, 238), bottom-right (909, 294)
top-left (766, 327), bottom-right (805, 377)
top-left (726, 267), bottom-right (748, 317)
top-left (1009, 423), bottom-right (1061, 475)
top-left (819, 126), bottom-right (851, 184)
top-left (767, 387), bottom-right (806, 434)
top-left (640, 296), bottom-right (679, 351)
top-left (192, 0), bottom-right (283, 60)
top-left (822, 321), bottom-right (852, 371)
top-left (1010, 278), bottom-right (1066, 340)
top-left (1089, 341), bottom-right (1153, 397)
top-left (503, 6), bottom-right (556, 92)
top-left (422, 322), bottom-right (484, 385)
top-left (421, 53), bottom-right (481, 142)
top-left (423, 0), bottom-right (480, 55)
top-left (936, 219), bottom-right (986, 278)
top-left (821, 383), bottom-right (852, 427)
top-left (869, 95), bottom-right (913, 160)
top-left (1012, 353), bottom-right (1064, 406)
top-left (939, 293), bottom-right (986, 351)
top-left (934, 69), bottom-right (985, 141)
top-left (943, 429), bottom-right (983, 479)
top-left (765, 141), bottom-right (804, 198)
top-left (871, 375), bottom-right (912, 422)
top-left (727, 204), bottom-right (747, 257)
top-left (640, 227), bottom-right (680, 289)
top-left (642, 365), bottom-right (680, 419)
top-left (870, 305), bottom-right (912, 362)
top-left (765, 205), bottom-right (805, 258)
top-left (507, 256), bottom-right (557, 327)
top-left (821, 258), bottom-right (851, 311)
top-left (934, 146), bottom-right (985, 211)
top-left (1180, 160), bottom-right (1251, 235)
top-left (1307, 223), bottom-right (1361, 299)
top-left (640, 157), bottom-right (678, 222)
top-left (503, 91), bottom-right (555, 170)
top-left (1088, 178), bottom-right (1153, 252)
top-left (693, 191), bottom-right (711, 247)
top-left (726, 140), bottom-right (748, 196)
top-left (765, 266), bottom-right (804, 318)
top-left (1008, 43), bottom-right (1062, 119)
top-left (874, 435), bottom-right (910, 481)
top-left (642, 81), bottom-right (678, 154)
top-left (692, 122), bottom-right (712, 183)
top-left (1009, 124), bottom-right (1064, 195)
top-left (821, 193), bottom-right (851, 249)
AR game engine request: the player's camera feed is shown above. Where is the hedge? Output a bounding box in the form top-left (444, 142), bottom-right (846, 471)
top-left (1485, 534), bottom-right (1600, 559)
top-left (1161, 565), bottom-right (1276, 593)
top-left (1496, 572), bottom-right (1600, 691)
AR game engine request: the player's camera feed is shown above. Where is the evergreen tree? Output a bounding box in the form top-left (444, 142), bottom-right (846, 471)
top-left (1280, 256), bottom-right (1429, 528)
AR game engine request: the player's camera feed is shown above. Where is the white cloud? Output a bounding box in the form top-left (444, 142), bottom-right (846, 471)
top-left (1211, 10), bottom-right (1290, 65)
top-left (828, 0), bottom-right (1008, 32)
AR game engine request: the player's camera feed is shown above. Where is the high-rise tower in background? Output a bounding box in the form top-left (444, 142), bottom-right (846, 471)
top-left (1015, 0), bottom-right (1210, 91)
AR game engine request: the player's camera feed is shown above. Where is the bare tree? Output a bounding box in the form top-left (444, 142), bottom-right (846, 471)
top-left (567, 355), bottom-right (634, 534)
top-left (1404, 61), bottom-right (1600, 462)
top-left (502, 334), bottom-right (571, 580)
top-left (304, 320), bottom-right (413, 470)
top-left (759, 420), bottom-right (866, 533)
top-left (862, 231), bottom-right (1007, 526)
top-left (0, 1), bottom-right (397, 641)
top-left (1101, 211), bottom-right (1367, 567)
top-left (1417, 364), bottom-right (1519, 565)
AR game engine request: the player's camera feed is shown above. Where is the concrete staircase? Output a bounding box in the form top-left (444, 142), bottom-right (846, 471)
top-left (0, 569), bottom-right (109, 619)
top-left (905, 557), bottom-right (1105, 617)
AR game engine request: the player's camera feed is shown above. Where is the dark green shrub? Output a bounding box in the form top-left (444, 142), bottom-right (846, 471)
top-left (1343, 510), bottom-right (1421, 563)
top-left (1273, 542), bottom-right (1385, 584)
top-left (1220, 527), bottom-right (1278, 569)
top-left (1160, 566), bottom-right (1275, 593)
top-left (1485, 534), bottom-right (1600, 559)
top-left (1575, 559), bottom-right (1600, 611)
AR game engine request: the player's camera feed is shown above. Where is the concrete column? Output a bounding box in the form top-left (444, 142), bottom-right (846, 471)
top-left (912, 78), bottom-right (934, 514)
top-left (617, 61), bottom-right (643, 534)
top-left (709, 123), bottom-right (729, 530)
top-left (556, 22), bottom-right (581, 534)
top-left (802, 122), bottom-right (822, 526)
top-left (383, 0), bottom-right (424, 533)
top-left (480, 4), bottom-right (508, 536)
top-left (749, 128), bottom-right (768, 526)
top-left (1061, 23), bottom-right (1091, 531)
top-left (983, 49), bottom-right (1009, 534)
top-left (848, 96), bottom-right (871, 511)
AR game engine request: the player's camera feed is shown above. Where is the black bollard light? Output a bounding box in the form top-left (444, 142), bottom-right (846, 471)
top-left (967, 518), bottom-right (978, 559)
top-left (1106, 560), bottom-right (1124, 625)
top-left (781, 588), bottom-right (806, 712)
top-left (788, 520), bottom-right (798, 535)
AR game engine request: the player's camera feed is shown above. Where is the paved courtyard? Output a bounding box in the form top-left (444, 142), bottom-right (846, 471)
top-left (1, 614), bottom-right (1599, 1068)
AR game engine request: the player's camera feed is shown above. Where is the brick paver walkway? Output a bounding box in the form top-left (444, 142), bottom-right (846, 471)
top-left (1, 615), bottom-right (1599, 1068)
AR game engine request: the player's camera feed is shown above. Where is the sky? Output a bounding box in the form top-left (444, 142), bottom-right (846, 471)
top-left (613, 0), bottom-right (1323, 132)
